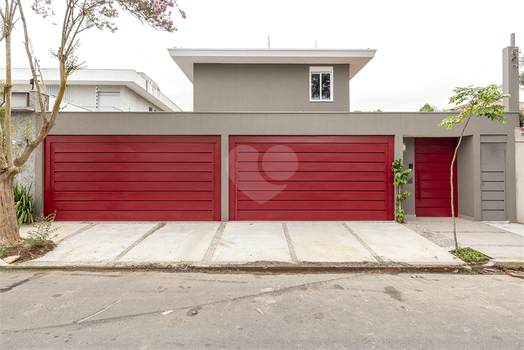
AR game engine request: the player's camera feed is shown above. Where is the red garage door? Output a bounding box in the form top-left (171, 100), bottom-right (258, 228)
top-left (415, 137), bottom-right (458, 217)
top-left (229, 136), bottom-right (394, 221)
top-left (45, 135), bottom-right (221, 221)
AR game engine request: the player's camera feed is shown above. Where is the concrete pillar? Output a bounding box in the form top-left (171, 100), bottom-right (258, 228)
top-left (502, 45), bottom-right (520, 113)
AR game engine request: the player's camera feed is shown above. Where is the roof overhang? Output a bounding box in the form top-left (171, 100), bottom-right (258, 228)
top-left (168, 48), bottom-right (376, 83)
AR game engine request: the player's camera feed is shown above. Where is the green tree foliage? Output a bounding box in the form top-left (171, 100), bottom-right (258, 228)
top-left (391, 159), bottom-right (411, 223)
top-left (0, 0), bottom-right (185, 246)
top-left (439, 84), bottom-right (509, 251)
top-left (419, 103), bottom-right (437, 112)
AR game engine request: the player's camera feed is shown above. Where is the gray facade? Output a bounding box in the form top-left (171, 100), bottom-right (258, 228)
top-left (194, 64), bottom-right (350, 112)
top-left (30, 110), bottom-right (520, 222)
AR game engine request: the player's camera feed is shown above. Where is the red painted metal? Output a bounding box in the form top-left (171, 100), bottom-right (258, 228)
top-left (415, 138), bottom-right (458, 217)
top-left (229, 136), bottom-right (395, 221)
top-left (45, 135), bottom-right (221, 221)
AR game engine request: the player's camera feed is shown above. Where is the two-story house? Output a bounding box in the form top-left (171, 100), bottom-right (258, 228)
top-left (32, 48), bottom-right (519, 223)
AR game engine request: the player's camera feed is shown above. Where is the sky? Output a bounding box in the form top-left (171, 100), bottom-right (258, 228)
top-left (3, 0), bottom-right (523, 112)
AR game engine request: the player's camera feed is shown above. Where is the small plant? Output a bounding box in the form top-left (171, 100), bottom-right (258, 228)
top-left (392, 159), bottom-right (412, 223)
top-left (26, 212), bottom-right (59, 248)
top-left (14, 182), bottom-right (38, 227)
top-left (0, 246), bottom-right (15, 258)
top-left (451, 247), bottom-right (490, 265)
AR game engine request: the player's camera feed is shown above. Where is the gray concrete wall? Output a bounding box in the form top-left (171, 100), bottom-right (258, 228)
top-left (10, 111), bottom-right (37, 200)
top-left (193, 64), bottom-right (350, 112)
top-left (457, 135), bottom-right (475, 220)
top-left (402, 138), bottom-right (415, 216)
top-left (516, 128), bottom-right (524, 223)
top-left (32, 111), bottom-right (519, 222)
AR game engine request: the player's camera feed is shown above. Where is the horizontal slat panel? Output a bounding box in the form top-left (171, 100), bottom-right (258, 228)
top-left (237, 181), bottom-right (386, 191)
top-left (481, 192), bottom-right (505, 201)
top-left (54, 201), bottom-right (212, 211)
top-left (54, 143), bottom-right (215, 153)
top-left (415, 207), bottom-right (454, 217)
top-left (237, 143), bottom-right (387, 153)
top-left (54, 191), bottom-right (213, 201)
top-left (55, 152), bottom-right (213, 163)
top-left (238, 153), bottom-right (386, 162)
top-left (420, 172), bottom-right (455, 181)
top-left (481, 172), bottom-right (505, 181)
top-left (238, 171), bottom-right (385, 182)
top-left (419, 181), bottom-right (453, 190)
top-left (481, 210), bottom-right (506, 221)
top-left (55, 153), bottom-right (214, 164)
top-left (416, 198), bottom-right (456, 207)
top-left (55, 182), bottom-right (213, 191)
top-left (482, 182), bottom-right (505, 191)
top-left (237, 191), bottom-right (386, 201)
top-left (481, 201), bottom-right (506, 210)
top-left (415, 163), bottom-right (452, 172)
top-left (413, 154), bottom-right (454, 163)
top-left (419, 190), bottom-right (456, 199)
top-left (55, 210), bottom-right (214, 221)
top-left (238, 200), bottom-right (386, 211)
top-left (238, 162), bottom-right (385, 172)
top-left (54, 172), bottom-right (213, 182)
top-left (236, 210), bottom-right (390, 221)
top-left (54, 162), bottom-right (213, 172)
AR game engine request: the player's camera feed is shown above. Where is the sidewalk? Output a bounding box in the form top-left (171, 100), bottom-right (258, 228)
top-left (2, 219), bottom-right (523, 270)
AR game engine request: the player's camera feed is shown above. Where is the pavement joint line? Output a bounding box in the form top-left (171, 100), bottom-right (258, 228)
top-left (282, 223), bottom-right (298, 263)
top-left (55, 222), bottom-right (98, 244)
top-left (114, 223), bottom-right (166, 262)
top-left (201, 222), bottom-right (227, 263)
top-left (342, 223), bottom-right (384, 263)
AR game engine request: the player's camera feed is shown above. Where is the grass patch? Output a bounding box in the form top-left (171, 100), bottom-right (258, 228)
top-left (451, 247), bottom-right (490, 265)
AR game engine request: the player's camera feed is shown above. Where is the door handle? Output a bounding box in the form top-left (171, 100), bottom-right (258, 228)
top-left (416, 171), bottom-right (420, 199)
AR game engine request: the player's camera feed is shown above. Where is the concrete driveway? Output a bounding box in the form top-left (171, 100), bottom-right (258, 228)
top-left (4, 219), bottom-right (522, 269)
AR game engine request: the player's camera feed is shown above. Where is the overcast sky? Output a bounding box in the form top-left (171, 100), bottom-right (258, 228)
top-left (4, 0), bottom-right (523, 111)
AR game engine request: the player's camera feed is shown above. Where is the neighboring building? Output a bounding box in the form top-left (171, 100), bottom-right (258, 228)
top-left (4, 68), bottom-right (181, 112)
top-left (13, 46), bottom-right (519, 223)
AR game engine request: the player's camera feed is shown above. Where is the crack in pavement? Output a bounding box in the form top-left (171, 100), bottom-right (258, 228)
top-left (2, 275), bottom-right (365, 332)
top-left (0, 273), bottom-right (45, 294)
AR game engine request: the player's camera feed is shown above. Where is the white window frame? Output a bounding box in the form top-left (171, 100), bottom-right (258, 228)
top-left (309, 66), bottom-right (333, 102)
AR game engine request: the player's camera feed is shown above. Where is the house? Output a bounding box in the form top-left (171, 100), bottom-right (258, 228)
top-left (5, 68), bottom-right (181, 112)
top-left (19, 46), bottom-right (519, 223)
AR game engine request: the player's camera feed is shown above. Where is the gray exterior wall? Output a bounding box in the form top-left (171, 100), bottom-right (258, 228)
top-left (193, 64), bottom-right (350, 112)
top-left (33, 111), bottom-right (519, 222)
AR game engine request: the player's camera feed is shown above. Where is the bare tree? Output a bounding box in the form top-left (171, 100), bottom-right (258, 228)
top-left (0, 0), bottom-right (185, 246)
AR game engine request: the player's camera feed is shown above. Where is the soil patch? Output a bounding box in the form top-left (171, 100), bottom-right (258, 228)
top-left (1, 240), bottom-right (56, 264)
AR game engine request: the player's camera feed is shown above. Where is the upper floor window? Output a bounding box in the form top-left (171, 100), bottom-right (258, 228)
top-left (310, 66), bottom-right (333, 102)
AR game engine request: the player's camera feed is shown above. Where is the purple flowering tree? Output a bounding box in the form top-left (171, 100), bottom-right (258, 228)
top-left (0, 0), bottom-right (185, 246)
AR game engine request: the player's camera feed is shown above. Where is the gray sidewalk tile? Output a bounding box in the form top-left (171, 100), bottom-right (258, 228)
top-left (347, 222), bottom-right (464, 266)
top-left (286, 222), bottom-right (375, 262)
top-left (212, 223), bottom-right (291, 262)
top-left (119, 223), bottom-right (219, 262)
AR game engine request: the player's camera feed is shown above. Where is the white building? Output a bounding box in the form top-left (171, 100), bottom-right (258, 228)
top-left (5, 68), bottom-right (181, 112)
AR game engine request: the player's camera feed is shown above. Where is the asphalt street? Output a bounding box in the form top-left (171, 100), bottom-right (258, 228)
top-left (1, 270), bottom-right (523, 349)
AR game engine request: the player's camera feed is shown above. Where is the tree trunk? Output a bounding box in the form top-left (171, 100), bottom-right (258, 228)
top-left (0, 171), bottom-right (22, 246)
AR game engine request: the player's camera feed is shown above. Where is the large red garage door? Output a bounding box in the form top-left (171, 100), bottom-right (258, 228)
top-left (45, 135), bottom-right (220, 221)
top-left (229, 136), bottom-right (394, 221)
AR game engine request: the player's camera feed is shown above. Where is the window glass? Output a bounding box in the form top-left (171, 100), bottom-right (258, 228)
top-left (322, 73), bottom-right (331, 100)
top-left (311, 73), bottom-right (320, 100)
top-left (310, 67), bottom-right (333, 102)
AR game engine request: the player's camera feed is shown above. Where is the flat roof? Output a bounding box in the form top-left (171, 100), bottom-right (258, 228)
top-left (168, 48), bottom-right (376, 83)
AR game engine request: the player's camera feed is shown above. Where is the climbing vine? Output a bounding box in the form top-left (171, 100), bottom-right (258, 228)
top-left (391, 158), bottom-right (412, 223)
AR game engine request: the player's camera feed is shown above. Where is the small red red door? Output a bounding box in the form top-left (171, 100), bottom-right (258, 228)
top-left (45, 135), bottom-right (221, 221)
top-left (415, 138), bottom-right (458, 217)
top-left (229, 136), bottom-right (394, 221)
